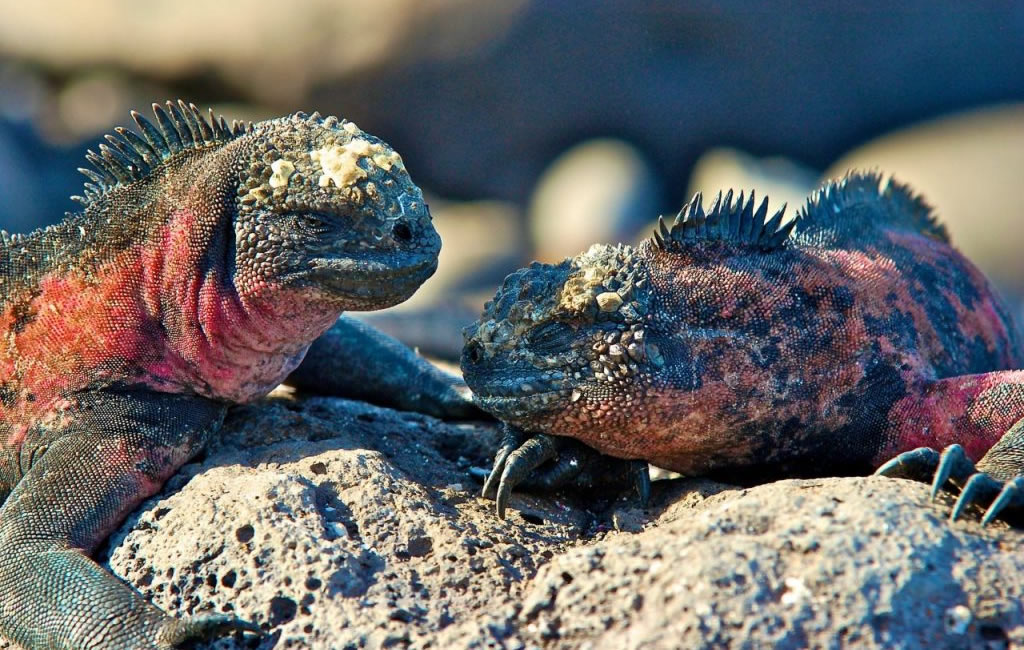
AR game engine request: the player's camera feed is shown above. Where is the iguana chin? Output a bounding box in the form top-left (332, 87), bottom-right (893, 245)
top-left (0, 101), bottom-right (468, 649)
top-left (461, 172), bottom-right (1024, 524)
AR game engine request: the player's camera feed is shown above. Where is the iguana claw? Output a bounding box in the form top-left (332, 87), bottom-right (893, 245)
top-left (876, 444), bottom-right (1023, 526)
top-left (481, 424), bottom-right (651, 519)
top-left (630, 459), bottom-right (652, 506)
top-left (873, 446), bottom-right (940, 481)
top-left (486, 430), bottom-right (560, 519)
top-left (982, 477), bottom-right (1024, 525)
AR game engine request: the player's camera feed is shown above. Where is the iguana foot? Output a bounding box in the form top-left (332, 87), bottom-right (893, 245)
top-left (160, 614), bottom-right (261, 647)
top-left (875, 444), bottom-right (1024, 525)
top-left (481, 424), bottom-right (650, 519)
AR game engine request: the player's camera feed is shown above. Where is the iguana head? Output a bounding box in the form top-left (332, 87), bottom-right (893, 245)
top-left (229, 112), bottom-right (440, 310)
top-left (461, 191), bottom-right (796, 451)
top-left (76, 101), bottom-right (440, 314)
top-left (461, 243), bottom-right (656, 433)
top-left (60, 102), bottom-right (441, 400)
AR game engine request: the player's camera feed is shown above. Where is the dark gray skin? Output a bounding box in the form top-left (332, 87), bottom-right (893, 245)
top-left (0, 102), bottom-right (473, 649)
top-left (289, 314), bottom-right (474, 417)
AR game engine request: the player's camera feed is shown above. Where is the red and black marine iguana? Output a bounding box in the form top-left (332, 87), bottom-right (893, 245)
top-left (461, 172), bottom-right (1024, 525)
top-left (0, 101), bottom-right (472, 648)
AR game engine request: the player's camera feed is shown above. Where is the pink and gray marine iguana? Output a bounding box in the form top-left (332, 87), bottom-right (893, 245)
top-left (0, 101), bottom-right (474, 649)
top-left (461, 172), bottom-right (1024, 525)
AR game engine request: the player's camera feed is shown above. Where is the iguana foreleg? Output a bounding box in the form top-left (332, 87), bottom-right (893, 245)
top-left (482, 424), bottom-right (651, 519)
top-left (0, 390), bottom-right (255, 649)
top-left (876, 370), bottom-right (1024, 524)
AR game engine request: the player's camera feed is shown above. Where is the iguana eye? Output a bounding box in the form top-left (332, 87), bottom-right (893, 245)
top-left (527, 322), bottom-right (575, 353)
top-left (299, 214), bottom-right (328, 231)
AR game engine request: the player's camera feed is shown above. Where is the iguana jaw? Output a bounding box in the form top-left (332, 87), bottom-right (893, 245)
top-left (461, 364), bottom-right (572, 422)
top-left (274, 205), bottom-right (441, 309)
top-left (305, 249), bottom-right (438, 309)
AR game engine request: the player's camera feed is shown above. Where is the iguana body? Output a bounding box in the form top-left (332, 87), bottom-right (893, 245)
top-left (462, 173), bottom-right (1024, 523)
top-left (0, 101), bottom-right (467, 648)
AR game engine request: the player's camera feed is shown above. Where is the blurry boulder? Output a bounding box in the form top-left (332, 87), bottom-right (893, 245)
top-left (309, 6), bottom-right (1024, 205)
top-left (530, 138), bottom-right (661, 262)
top-left (827, 104), bottom-right (1024, 304)
top-left (0, 0), bottom-right (529, 102)
top-left (3, 6), bottom-right (1024, 210)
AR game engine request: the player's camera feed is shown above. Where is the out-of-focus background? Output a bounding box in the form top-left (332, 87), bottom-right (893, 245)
top-left (2, 1), bottom-right (1023, 357)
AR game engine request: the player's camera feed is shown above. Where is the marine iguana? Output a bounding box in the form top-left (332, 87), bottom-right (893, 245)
top-left (0, 101), bottom-right (469, 649)
top-left (461, 172), bottom-right (1024, 525)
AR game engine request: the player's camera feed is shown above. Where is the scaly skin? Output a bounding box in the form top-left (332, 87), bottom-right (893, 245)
top-left (462, 172), bottom-right (1024, 525)
top-left (0, 101), bottom-right (467, 649)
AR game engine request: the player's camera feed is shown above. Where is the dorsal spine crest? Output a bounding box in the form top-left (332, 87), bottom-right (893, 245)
top-left (652, 189), bottom-right (793, 252)
top-left (70, 100), bottom-right (246, 207)
top-left (795, 170), bottom-right (949, 243)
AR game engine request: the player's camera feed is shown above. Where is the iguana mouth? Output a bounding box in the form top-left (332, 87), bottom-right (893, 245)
top-left (472, 390), bottom-right (568, 421)
top-left (309, 254), bottom-right (438, 306)
top-left (466, 371), bottom-right (571, 420)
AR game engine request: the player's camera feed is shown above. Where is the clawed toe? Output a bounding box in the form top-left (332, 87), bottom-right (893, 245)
top-left (981, 477), bottom-right (1024, 525)
top-left (479, 424), bottom-right (652, 519)
top-left (494, 435), bottom-right (560, 519)
top-left (928, 444), bottom-right (978, 500)
top-left (948, 471), bottom-right (1001, 522)
top-left (877, 444), bottom-right (1023, 526)
top-left (874, 446), bottom-right (940, 481)
top-left (630, 459), bottom-right (652, 508)
top-left (481, 425), bottom-right (560, 518)
top-left (481, 442), bottom-right (517, 500)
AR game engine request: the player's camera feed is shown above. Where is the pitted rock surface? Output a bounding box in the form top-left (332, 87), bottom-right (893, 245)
top-left (521, 477), bottom-right (1024, 650)
top-left (20, 393), bottom-right (1011, 650)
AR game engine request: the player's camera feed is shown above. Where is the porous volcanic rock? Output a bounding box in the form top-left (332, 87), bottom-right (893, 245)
top-left (5, 392), bottom-right (1015, 649)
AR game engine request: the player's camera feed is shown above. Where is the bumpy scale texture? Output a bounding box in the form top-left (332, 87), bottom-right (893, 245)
top-left (0, 101), bottom-right (458, 649)
top-left (463, 172), bottom-right (1024, 524)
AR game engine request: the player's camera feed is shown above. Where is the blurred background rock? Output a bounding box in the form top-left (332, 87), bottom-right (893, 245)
top-left (2, 1), bottom-right (1023, 358)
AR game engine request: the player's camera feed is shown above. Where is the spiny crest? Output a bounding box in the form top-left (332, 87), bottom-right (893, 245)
top-left (796, 170), bottom-right (948, 242)
top-left (652, 189), bottom-right (793, 252)
top-left (71, 100), bottom-right (253, 206)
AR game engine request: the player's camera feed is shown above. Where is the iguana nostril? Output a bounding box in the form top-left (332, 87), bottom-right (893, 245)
top-left (467, 341), bottom-right (483, 363)
top-left (392, 223), bottom-right (412, 242)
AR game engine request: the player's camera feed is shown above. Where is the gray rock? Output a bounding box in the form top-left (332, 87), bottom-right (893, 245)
top-left (4, 392), bottom-right (1018, 649)
top-left (102, 393), bottom-right (586, 650)
top-left (521, 477), bottom-right (1024, 650)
